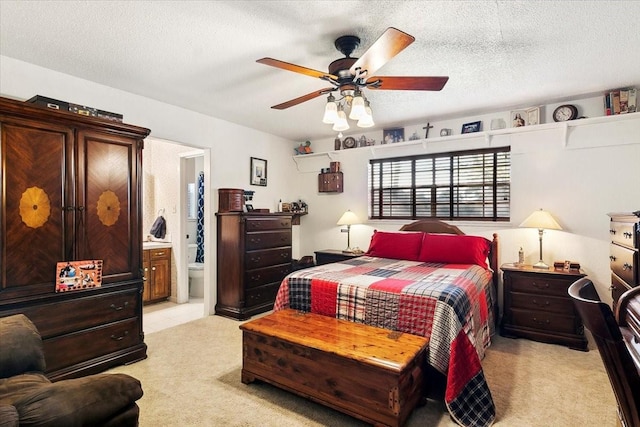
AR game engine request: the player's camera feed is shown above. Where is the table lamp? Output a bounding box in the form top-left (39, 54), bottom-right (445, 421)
top-left (337, 210), bottom-right (360, 253)
top-left (520, 208), bottom-right (562, 269)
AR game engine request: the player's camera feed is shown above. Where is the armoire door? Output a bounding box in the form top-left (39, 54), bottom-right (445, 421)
top-left (1, 120), bottom-right (74, 299)
top-left (76, 130), bottom-right (141, 284)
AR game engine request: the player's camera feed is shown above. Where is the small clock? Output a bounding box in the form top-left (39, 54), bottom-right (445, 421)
top-left (342, 137), bottom-right (357, 149)
top-left (553, 104), bottom-right (578, 122)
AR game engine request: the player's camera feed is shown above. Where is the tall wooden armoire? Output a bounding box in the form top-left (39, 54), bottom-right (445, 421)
top-left (0, 96), bottom-right (150, 380)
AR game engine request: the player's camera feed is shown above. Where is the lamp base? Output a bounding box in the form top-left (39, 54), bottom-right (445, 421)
top-left (532, 260), bottom-right (550, 269)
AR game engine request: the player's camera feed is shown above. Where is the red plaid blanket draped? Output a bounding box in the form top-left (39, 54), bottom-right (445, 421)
top-left (273, 256), bottom-right (496, 427)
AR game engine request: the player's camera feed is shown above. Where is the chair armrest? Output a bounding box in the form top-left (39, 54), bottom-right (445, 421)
top-left (0, 315), bottom-right (46, 379)
top-left (0, 404), bottom-right (19, 427)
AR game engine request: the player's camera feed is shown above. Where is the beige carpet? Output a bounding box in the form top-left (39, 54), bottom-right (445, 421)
top-left (109, 314), bottom-right (617, 426)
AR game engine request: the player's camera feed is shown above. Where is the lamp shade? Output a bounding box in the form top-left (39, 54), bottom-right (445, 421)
top-left (519, 209), bottom-right (562, 230)
top-left (337, 210), bottom-right (360, 226)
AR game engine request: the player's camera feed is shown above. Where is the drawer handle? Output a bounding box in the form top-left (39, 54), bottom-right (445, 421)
top-left (610, 229), bottom-right (616, 235)
top-left (152, 267), bottom-right (156, 271)
top-left (531, 282), bottom-right (549, 290)
top-left (110, 302), bottom-right (129, 311)
top-left (609, 285), bottom-right (616, 291)
top-left (280, 253), bottom-right (288, 258)
top-left (250, 238), bottom-right (261, 244)
top-left (251, 257), bottom-right (261, 263)
top-left (155, 251), bottom-right (165, 256)
top-left (610, 255), bottom-right (617, 261)
top-left (623, 232), bottom-right (633, 239)
top-left (111, 331), bottom-right (129, 341)
top-left (251, 275), bottom-right (261, 281)
top-left (531, 299), bottom-right (550, 307)
top-left (532, 317), bottom-right (550, 325)
top-left (623, 263), bottom-right (633, 271)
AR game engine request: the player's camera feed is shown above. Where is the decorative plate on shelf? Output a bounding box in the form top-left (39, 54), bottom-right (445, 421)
top-left (342, 137), bottom-right (357, 149)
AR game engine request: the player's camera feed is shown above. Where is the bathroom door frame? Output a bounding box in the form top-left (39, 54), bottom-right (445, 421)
top-left (178, 149), bottom-right (213, 316)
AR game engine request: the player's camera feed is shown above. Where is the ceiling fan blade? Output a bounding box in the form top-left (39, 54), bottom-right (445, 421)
top-left (366, 76), bottom-right (449, 91)
top-left (349, 27), bottom-right (415, 77)
top-left (257, 58), bottom-right (337, 80)
top-left (270, 88), bottom-right (335, 110)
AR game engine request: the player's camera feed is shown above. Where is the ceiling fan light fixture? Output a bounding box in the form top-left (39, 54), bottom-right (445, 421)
top-left (357, 101), bottom-right (374, 128)
top-left (349, 90), bottom-right (366, 120)
top-left (322, 94), bottom-right (338, 124)
top-left (332, 105), bottom-right (350, 131)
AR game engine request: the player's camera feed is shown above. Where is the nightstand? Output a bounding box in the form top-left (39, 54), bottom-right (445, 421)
top-left (314, 249), bottom-right (363, 266)
top-left (501, 263), bottom-right (588, 351)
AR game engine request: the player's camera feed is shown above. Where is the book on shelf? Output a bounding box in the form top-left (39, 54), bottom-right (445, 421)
top-left (629, 88), bottom-right (637, 113)
top-left (605, 87), bottom-right (637, 115)
top-left (620, 89), bottom-right (629, 114)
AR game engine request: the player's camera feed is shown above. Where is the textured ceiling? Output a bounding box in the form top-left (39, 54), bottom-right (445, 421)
top-left (1, 1), bottom-right (639, 142)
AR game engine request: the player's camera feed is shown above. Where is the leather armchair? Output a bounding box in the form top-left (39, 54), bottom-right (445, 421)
top-left (0, 314), bottom-right (143, 426)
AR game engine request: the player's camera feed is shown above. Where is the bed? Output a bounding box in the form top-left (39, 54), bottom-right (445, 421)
top-left (273, 219), bottom-right (498, 427)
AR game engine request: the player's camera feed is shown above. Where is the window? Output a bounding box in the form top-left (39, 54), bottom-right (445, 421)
top-left (369, 147), bottom-right (510, 221)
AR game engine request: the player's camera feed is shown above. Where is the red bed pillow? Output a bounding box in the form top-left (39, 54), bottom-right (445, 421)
top-left (418, 233), bottom-right (491, 269)
top-left (365, 231), bottom-right (424, 261)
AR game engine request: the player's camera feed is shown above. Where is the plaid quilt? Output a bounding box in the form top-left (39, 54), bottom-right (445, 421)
top-left (273, 256), bottom-right (496, 427)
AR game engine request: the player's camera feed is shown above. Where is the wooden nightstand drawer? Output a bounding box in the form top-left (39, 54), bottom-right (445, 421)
top-left (509, 308), bottom-right (577, 335)
top-left (610, 220), bottom-right (638, 249)
top-left (509, 273), bottom-right (574, 297)
top-left (509, 291), bottom-right (575, 314)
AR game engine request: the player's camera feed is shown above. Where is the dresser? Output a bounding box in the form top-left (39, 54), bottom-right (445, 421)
top-left (608, 212), bottom-right (640, 307)
top-left (501, 263), bottom-right (588, 351)
top-left (0, 96), bottom-right (149, 380)
top-left (216, 212), bottom-right (293, 320)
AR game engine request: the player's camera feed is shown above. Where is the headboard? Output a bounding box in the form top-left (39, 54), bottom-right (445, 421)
top-left (399, 219), bottom-right (500, 297)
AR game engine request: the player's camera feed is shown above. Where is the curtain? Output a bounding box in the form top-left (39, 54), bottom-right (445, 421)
top-left (195, 171), bottom-right (205, 263)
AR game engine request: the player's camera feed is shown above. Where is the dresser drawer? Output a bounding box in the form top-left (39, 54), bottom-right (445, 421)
top-left (611, 273), bottom-right (633, 305)
top-left (149, 248), bottom-right (170, 260)
top-left (609, 220), bottom-right (638, 249)
top-left (245, 231), bottom-right (292, 250)
top-left (44, 318), bottom-right (140, 373)
top-left (245, 264), bottom-right (291, 289)
top-left (245, 282), bottom-right (280, 308)
top-left (610, 243), bottom-right (638, 285)
top-left (509, 308), bottom-right (577, 335)
top-left (245, 217), bottom-right (292, 231)
top-left (9, 290), bottom-right (139, 338)
top-left (246, 247), bottom-right (292, 270)
top-left (508, 273), bottom-right (574, 297)
top-left (509, 291), bottom-right (574, 314)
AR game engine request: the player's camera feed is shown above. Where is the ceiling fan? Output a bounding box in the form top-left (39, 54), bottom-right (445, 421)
top-left (256, 27), bottom-right (449, 117)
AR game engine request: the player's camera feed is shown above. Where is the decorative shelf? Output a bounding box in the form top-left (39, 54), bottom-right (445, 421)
top-left (291, 112), bottom-right (640, 163)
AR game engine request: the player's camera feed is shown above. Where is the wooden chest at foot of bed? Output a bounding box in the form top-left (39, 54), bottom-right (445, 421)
top-left (240, 309), bottom-right (428, 427)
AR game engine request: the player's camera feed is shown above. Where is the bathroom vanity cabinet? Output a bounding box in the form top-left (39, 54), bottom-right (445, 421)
top-left (215, 212), bottom-right (293, 320)
top-left (142, 246), bottom-right (172, 304)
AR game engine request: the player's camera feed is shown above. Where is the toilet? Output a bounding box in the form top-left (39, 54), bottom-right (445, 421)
top-left (187, 244), bottom-right (204, 298)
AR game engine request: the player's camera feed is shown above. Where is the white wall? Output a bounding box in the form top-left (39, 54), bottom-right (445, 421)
top-left (291, 106), bottom-right (640, 307)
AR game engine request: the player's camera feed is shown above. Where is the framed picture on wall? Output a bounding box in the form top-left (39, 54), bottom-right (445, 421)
top-left (250, 157), bottom-right (267, 186)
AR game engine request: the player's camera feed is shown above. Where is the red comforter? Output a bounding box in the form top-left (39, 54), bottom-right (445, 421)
top-left (274, 256), bottom-right (496, 427)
